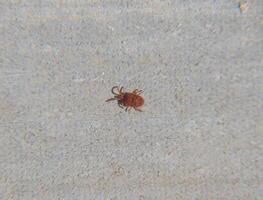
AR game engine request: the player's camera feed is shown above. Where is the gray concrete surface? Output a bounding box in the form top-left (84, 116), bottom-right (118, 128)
top-left (1, 0), bottom-right (263, 199)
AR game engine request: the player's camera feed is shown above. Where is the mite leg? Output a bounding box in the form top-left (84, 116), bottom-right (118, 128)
top-left (111, 86), bottom-right (119, 95)
top-left (106, 97), bottom-right (117, 102)
top-left (134, 107), bottom-right (143, 112)
top-left (133, 89), bottom-right (143, 95)
top-left (118, 102), bottom-right (124, 109)
top-left (119, 86), bottom-right (124, 94)
top-left (125, 107), bottom-right (132, 112)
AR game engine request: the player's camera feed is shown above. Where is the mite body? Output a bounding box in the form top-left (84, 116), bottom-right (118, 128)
top-left (106, 86), bottom-right (144, 112)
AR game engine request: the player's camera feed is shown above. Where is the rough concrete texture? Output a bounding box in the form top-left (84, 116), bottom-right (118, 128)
top-left (0, 0), bottom-right (263, 199)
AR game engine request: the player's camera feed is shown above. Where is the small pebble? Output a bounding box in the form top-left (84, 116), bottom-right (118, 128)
top-left (239, 0), bottom-right (249, 13)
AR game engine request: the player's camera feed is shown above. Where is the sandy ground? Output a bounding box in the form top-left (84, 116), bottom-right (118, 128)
top-left (1, 0), bottom-right (263, 199)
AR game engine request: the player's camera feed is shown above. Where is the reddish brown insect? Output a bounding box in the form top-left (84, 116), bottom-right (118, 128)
top-left (106, 86), bottom-right (144, 112)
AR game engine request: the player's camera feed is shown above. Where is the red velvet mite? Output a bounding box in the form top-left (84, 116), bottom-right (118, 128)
top-left (106, 86), bottom-right (144, 112)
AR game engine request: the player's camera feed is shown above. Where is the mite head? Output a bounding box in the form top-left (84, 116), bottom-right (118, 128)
top-left (105, 86), bottom-right (124, 102)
